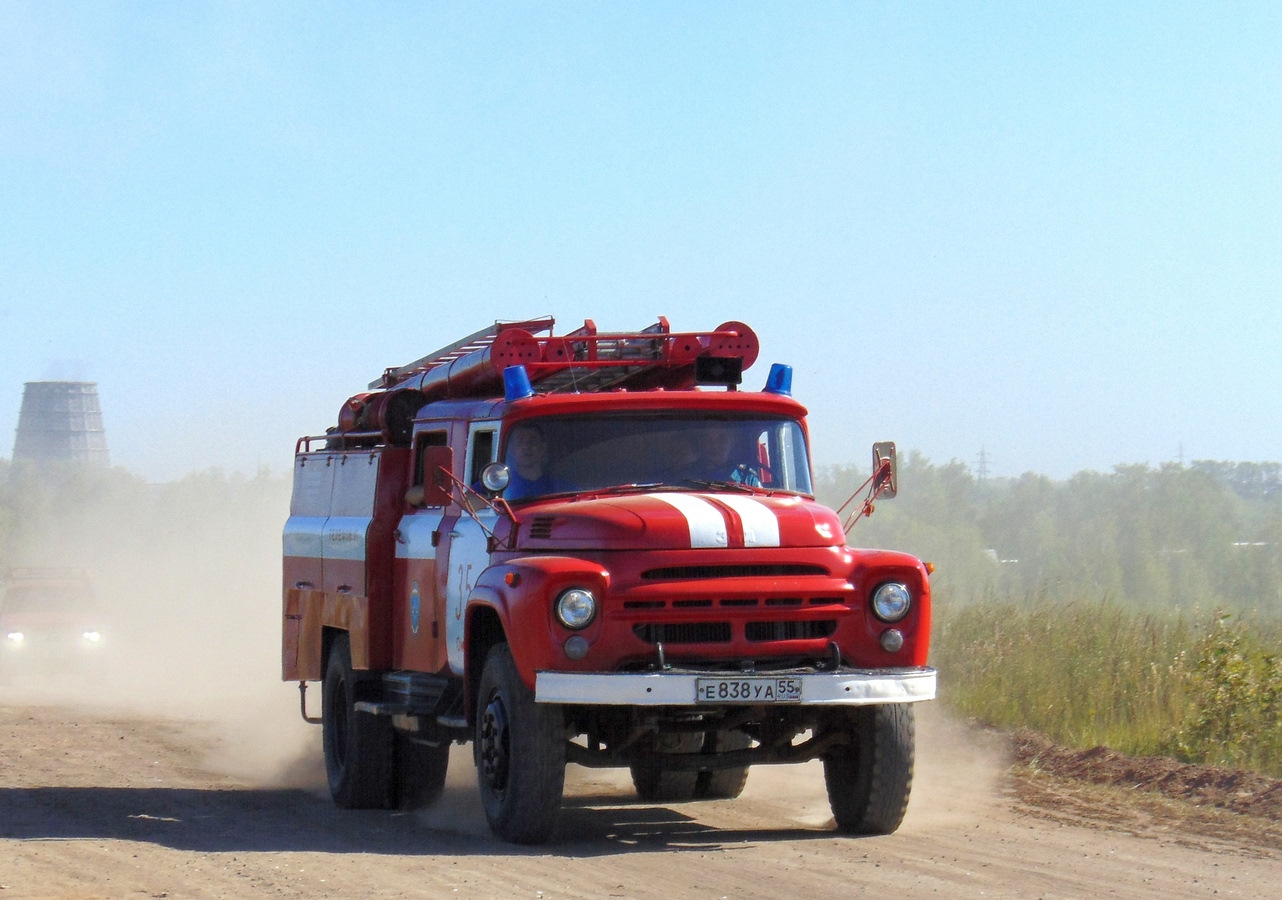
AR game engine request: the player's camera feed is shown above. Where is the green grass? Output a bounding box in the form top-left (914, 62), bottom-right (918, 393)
top-left (931, 596), bottom-right (1282, 777)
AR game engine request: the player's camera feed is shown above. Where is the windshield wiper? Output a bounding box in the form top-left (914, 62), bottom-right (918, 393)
top-left (576, 482), bottom-right (666, 498)
top-left (680, 478), bottom-right (759, 493)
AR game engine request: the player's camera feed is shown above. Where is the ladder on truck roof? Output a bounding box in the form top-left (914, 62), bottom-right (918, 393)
top-left (372, 317), bottom-right (759, 397)
top-left (371, 317), bottom-right (557, 389)
top-left (531, 317), bottom-right (676, 394)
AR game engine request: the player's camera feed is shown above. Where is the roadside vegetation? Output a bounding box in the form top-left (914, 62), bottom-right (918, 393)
top-left (818, 455), bottom-right (1282, 778)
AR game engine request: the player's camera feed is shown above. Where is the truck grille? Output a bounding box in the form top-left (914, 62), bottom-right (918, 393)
top-left (622, 595), bottom-right (846, 610)
top-left (745, 620), bottom-right (837, 641)
top-left (633, 622), bottom-right (732, 644)
top-left (632, 619), bottom-right (838, 644)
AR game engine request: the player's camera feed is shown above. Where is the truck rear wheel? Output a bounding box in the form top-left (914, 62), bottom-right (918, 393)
top-left (698, 729), bottom-right (750, 800)
top-left (823, 703), bottom-right (915, 835)
top-left (322, 633), bottom-right (395, 809)
top-left (631, 730), bottom-right (751, 801)
top-left (475, 644), bottom-right (565, 844)
top-left (395, 734), bottom-right (450, 810)
top-left (630, 732), bottom-right (702, 802)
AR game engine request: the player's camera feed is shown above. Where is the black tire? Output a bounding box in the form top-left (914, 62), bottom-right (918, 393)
top-left (823, 703), bottom-right (915, 835)
top-left (630, 732), bottom-right (703, 802)
top-left (395, 734), bottom-right (450, 810)
top-left (475, 644), bottom-right (565, 844)
top-left (697, 729), bottom-right (751, 800)
top-left (322, 633), bottom-right (395, 809)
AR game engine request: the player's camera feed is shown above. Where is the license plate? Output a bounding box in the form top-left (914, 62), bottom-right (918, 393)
top-left (695, 676), bottom-right (802, 704)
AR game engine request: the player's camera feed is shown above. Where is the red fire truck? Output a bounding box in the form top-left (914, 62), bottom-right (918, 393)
top-left (283, 317), bottom-right (935, 844)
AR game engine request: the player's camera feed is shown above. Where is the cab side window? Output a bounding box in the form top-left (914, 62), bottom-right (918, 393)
top-left (414, 430), bottom-right (449, 486)
top-left (468, 428), bottom-right (496, 487)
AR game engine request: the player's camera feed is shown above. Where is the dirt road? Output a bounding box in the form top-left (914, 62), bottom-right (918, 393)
top-left (3, 685), bottom-right (1278, 900)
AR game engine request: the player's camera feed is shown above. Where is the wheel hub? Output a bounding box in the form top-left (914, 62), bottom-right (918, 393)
top-left (479, 692), bottom-right (511, 795)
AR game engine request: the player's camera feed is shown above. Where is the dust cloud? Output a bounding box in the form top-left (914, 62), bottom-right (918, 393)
top-left (688, 702), bottom-right (1009, 832)
top-left (3, 469), bottom-right (321, 791)
top-left (4, 468), bottom-right (1008, 832)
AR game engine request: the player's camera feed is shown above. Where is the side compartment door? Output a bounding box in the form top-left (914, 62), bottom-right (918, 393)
top-left (323, 452), bottom-right (380, 598)
top-left (282, 452), bottom-right (334, 681)
top-left (284, 453), bottom-right (334, 594)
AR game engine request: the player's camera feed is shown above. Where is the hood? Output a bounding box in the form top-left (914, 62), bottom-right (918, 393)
top-left (516, 491), bottom-right (844, 551)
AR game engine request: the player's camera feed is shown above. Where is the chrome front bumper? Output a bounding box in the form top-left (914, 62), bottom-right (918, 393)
top-left (535, 666), bottom-right (936, 706)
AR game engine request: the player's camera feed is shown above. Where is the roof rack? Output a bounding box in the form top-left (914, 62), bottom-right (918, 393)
top-left (374, 317), bottom-right (759, 399)
top-left (329, 318), bottom-right (761, 446)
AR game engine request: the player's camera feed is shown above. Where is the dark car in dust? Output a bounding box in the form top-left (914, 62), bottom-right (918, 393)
top-left (0, 568), bottom-right (107, 680)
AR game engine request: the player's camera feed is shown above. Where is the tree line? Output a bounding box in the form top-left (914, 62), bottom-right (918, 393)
top-left (815, 454), bottom-right (1282, 616)
top-left (5, 453), bottom-right (1281, 617)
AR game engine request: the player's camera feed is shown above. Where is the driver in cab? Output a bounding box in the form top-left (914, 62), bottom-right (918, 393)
top-left (677, 422), bottom-right (762, 487)
top-left (504, 425), bottom-right (555, 499)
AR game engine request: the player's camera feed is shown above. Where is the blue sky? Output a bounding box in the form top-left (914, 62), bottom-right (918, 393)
top-left (2, 2), bottom-right (1279, 481)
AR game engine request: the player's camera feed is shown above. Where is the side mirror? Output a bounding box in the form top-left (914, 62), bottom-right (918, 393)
top-left (872, 441), bottom-right (897, 499)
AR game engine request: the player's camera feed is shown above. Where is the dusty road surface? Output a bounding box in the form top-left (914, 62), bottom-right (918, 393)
top-left (2, 686), bottom-right (1279, 900)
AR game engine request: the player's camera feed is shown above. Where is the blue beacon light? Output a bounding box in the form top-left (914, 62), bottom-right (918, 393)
top-left (763, 363), bottom-right (793, 396)
top-left (504, 365), bottom-right (536, 401)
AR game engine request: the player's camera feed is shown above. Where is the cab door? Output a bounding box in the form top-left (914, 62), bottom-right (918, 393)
top-left (395, 430), bottom-right (450, 673)
top-left (438, 421), bottom-right (499, 675)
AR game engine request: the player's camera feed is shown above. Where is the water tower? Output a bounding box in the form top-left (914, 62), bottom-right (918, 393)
top-left (11, 381), bottom-right (110, 467)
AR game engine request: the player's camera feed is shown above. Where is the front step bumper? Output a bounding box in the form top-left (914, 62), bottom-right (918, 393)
top-left (535, 665), bottom-right (936, 706)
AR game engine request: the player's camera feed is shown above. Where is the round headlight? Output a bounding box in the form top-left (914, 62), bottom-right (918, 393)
top-left (555, 588), bottom-right (597, 630)
top-left (871, 582), bottom-right (911, 623)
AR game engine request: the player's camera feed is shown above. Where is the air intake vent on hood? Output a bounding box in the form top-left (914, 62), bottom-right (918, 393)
top-left (528, 516), bottom-right (556, 539)
top-left (642, 564), bottom-right (827, 580)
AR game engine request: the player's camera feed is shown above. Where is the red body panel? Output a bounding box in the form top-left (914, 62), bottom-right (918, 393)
top-left (392, 556), bottom-right (446, 673)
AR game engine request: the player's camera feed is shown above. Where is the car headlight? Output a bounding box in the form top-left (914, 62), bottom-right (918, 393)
top-left (5, 632), bottom-right (23, 644)
top-left (82, 631), bottom-right (102, 643)
top-left (871, 582), bottom-right (911, 623)
top-left (555, 588), bottom-right (597, 630)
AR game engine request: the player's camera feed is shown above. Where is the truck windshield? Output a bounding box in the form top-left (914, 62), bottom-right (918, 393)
top-left (501, 414), bottom-right (813, 500)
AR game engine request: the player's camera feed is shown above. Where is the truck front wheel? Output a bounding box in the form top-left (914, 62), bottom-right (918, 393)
top-left (322, 633), bottom-right (395, 809)
top-left (822, 703), bottom-right (915, 835)
top-left (475, 644), bottom-right (566, 843)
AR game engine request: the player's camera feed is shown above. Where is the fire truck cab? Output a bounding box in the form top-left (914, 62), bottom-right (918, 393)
top-left (283, 317), bottom-right (935, 844)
